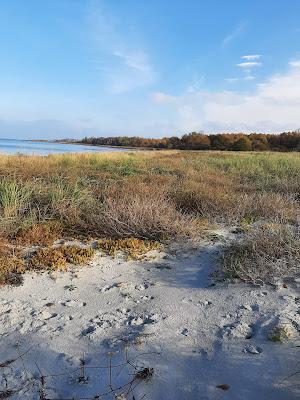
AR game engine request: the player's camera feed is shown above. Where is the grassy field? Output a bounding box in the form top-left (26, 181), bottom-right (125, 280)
top-left (0, 150), bottom-right (299, 285)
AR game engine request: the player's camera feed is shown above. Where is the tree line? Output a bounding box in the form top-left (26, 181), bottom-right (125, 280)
top-left (77, 131), bottom-right (300, 151)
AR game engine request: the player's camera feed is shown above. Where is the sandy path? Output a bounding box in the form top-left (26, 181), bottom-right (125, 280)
top-left (0, 235), bottom-right (299, 399)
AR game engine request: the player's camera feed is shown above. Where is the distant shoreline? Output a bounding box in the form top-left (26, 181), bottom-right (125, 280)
top-left (28, 139), bottom-right (139, 150)
top-left (50, 140), bottom-right (157, 151)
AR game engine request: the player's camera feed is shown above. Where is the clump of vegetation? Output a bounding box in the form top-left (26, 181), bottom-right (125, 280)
top-left (241, 192), bottom-right (298, 223)
top-left (97, 237), bottom-right (162, 259)
top-left (62, 246), bottom-right (95, 264)
top-left (95, 178), bottom-right (199, 240)
top-left (0, 239), bottom-right (25, 285)
top-left (15, 221), bottom-right (63, 246)
top-left (222, 223), bottom-right (300, 285)
top-left (29, 246), bottom-right (95, 271)
top-left (29, 247), bottom-right (68, 271)
top-left (171, 172), bottom-right (237, 221)
top-left (268, 323), bottom-right (295, 342)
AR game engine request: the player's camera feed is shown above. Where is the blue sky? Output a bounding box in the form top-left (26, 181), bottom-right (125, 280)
top-left (0, 0), bottom-right (300, 139)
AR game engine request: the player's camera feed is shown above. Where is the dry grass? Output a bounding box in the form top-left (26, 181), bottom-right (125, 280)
top-left (95, 178), bottom-right (199, 239)
top-left (0, 151), bottom-right (298, 234)
top-left (222, 223), bottom-right (300, 285)
top-left (0, 150), bottom-right (299, 284)
top-left (171, 176), bottom-right (237, 221)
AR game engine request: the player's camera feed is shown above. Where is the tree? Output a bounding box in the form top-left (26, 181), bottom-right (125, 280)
top-left (250, 134), bottom-right (269, 151)
top-left (233, 137), bottom-right (252, 151)
top-left (166, 136), bottom-right (181, 149)
top-left (181, 132), bottom-right (211, 150)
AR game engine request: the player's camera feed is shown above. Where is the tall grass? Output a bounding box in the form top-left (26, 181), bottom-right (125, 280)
top-left (0, 151), bottom-right (298, 240)
top-left (0, 150), bottom-right (299, 284)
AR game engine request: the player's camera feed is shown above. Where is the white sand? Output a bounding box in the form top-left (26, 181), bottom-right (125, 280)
top-left (0, 231), bottom-right (299, 399)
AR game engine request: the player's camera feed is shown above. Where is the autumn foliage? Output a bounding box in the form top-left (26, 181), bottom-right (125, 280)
top-left (79, 131), bottom-right (300, 151)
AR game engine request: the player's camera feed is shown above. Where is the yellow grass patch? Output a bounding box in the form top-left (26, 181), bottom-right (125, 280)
top-left (97, 237), bottom-right (162, 259)
top-left (29, 246), bottom-right (95, 271)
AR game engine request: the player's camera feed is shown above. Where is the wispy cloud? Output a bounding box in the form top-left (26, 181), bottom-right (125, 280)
top-left (244, 75), bottom-right (256, 80)
top-left (86, 1), bottom-right (155, 93)
top-left (109, 50), bottom-right (155, 93)
top-left (152, 92), bottom-right (177, 104)
top-left (225, 75), bottom-right (256, 83)
top-left (113, 51), bottom-right (151, 73)
top-left (289, 60), bottom-right (300, 68)
top-left (222, 21), bottom-right (247, 47)
top-left (237, 61), bottom-right (261, 68)
top-left (241, 54), bottom-right (261, 60)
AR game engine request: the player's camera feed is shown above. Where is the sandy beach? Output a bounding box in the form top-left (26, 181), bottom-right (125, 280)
top-left (0, 230), bottom-right (299, 399)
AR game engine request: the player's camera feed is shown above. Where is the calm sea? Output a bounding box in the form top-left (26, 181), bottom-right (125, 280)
top-left (0, 139), bottom-right (127, 155)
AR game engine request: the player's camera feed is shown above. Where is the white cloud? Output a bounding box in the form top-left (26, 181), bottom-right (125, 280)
top-left (289, 60), bottom-right (300, 68)
top-left (236, 56), bottom-right (262, 81)
top-left (225, 75), bottom-right (256, 83)
top-left (242, 55), bottom-right (261, 60)
top-left (237, 61), bottom-right (261, 68)
top-left (152, 59), bottom-right (300, 133)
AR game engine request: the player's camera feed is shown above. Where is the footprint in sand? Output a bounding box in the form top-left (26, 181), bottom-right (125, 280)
top-left (82, 311), bottom-right (162, 337)
top-left (39, 310), bottom-right (58, 320)
top-left (99, 284), bottom-right (114, 293)
top-left (181, 328), bottom-right (189, 336)
top-left (135, 282), bottom-right (156, 291)
top-left (135, 283), bottom-right (149, 291)
top-left (64, 284), bottom-right (77, 292)
top-left (140, 295), bottom-right (154, 301)
top-left (63, 300), bottom-right (86, 308)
